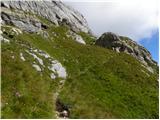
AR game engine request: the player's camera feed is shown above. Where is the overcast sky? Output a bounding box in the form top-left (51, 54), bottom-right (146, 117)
top-left (64, 0), bottom-right (158, 41)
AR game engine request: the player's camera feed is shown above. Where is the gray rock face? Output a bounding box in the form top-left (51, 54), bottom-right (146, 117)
top-left (1, 7), bottom-right (47, 33)
top-left (95, 32), bottom-right (157, 72)
top-left (1, 1), bottom-right (91, 34)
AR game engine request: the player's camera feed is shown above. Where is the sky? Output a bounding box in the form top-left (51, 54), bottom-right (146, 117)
top-left (64, 0), bottom-right (159, 63)
top-left (139, 29), bottom-right (159, 63)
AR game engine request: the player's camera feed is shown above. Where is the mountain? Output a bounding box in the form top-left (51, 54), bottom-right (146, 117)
top-left (1, 1), bottom-right (159, 119)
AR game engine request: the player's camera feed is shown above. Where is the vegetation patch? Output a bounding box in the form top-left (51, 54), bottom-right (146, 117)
top-left (2, 23), bottom-right (158, 118)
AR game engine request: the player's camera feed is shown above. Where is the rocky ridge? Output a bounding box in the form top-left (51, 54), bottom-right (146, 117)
top-left (1, 1), bottom-right (92, 45)
top-left (95, 32), bottom-right (157, 73)
top-left (1, 1), bottom-right (91, 33)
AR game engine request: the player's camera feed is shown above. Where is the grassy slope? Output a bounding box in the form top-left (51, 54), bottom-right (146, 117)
top-left (1, 18), bottom-right (159, 118)
top-left (1, 43), bottom-right (56, 118)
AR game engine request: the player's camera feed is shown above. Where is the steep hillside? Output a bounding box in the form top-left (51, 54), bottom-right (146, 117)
top-left (1, 1), bottom-right (159, 119)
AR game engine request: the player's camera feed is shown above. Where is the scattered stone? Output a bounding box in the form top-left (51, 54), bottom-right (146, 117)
top-left (20, 52), bottom-right (25, 61)
top-left (60, 110), bottom-right (68, 119)
top-left (42, 31), bottom-right (49, 38)
top-left (32, 64), bottom-right (41, 72)
top-left (67, 30), bottom-right (86, 44)
top-left (37, 30), bottom-right (49, 39)
top-left (50, 62), bottom-right (67, 78)
top-left (56, 99), bottom-right (70, 118)
top-left (15, 91), bottom-right (21, 97)
top-left (38, 52), bottom-right (50, 59)
top-left (26, 50), bottom-right (44, 66)
top-left (11, 27), bottom-right (22, 35)
top-left (1, 36), bottom-right (10, 43)
top-left (2, 38), bottom-right (10, 43)
top-left (59, 80), bottom-right (65, 85)
top-left (11, 55), bottom-right (15, 59)
top-left (50, 73), bottom-right (56, 79)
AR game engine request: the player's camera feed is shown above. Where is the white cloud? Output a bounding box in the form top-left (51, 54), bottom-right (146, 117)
top-left (64, 0), bottom-right (158, 41)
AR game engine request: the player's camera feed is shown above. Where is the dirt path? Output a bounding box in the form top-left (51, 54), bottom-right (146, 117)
top-left (54, 79), bottom-right (69, 119)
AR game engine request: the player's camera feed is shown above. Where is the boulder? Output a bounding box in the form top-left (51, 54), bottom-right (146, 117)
top-left (95, 32), bottom-right (157, 73)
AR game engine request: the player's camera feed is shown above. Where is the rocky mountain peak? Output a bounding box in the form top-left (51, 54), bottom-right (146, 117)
top-left (95, 32), bottom-right (157, 73)
top-left (1, 1), bottom-right (91, 34)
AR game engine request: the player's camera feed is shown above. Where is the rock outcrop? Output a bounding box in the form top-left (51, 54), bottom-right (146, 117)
top-left (95, 32), bottom-right (157, 72)
top-left (1, 1), bottom-right (91, 34)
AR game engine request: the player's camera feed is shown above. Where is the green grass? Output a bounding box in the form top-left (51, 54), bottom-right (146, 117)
top-left (78, 32), bottom-right (96, 45)
top-left (1, 22), bottom-right (159, 119)
top-left (1, 43), bottom-right (58, 118)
